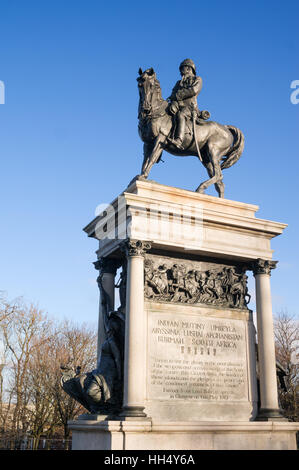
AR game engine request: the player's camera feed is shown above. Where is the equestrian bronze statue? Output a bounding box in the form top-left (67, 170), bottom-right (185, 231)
top-left (132, 59), bottom-right (244, 198)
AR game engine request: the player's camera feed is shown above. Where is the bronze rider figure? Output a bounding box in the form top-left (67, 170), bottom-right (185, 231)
top-left (167, 58), bottom-right (202, 150)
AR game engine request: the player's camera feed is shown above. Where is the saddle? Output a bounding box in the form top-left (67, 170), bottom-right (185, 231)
top-left (169, 109), bottom-right (211, 141)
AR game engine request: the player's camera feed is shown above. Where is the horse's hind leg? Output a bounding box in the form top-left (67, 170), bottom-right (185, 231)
top-left (205, 161), bottom-right (225, 197)
top-left (215, 179), bottom-right (225, 198)
top-left (195, 146), bottom-right (224, 197)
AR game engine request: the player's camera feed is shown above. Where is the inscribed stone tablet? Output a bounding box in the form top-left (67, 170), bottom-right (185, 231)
top-left (148, 312), bottom-right (248, 402)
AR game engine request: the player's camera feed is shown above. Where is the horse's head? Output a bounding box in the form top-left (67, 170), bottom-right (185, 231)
top-left (137, 67), bottom-right (162, 114)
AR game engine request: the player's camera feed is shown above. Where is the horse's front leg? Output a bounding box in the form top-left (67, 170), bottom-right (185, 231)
top-left (127, 141), bottom-right (155, 187)
top-left (140, 141), bottom-right (154, 176)
top-left (141, 135), bottom-right (166, 178)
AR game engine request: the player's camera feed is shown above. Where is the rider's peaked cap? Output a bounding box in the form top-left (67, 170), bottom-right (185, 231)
top-left (179, 58), bottom-right (196, 75)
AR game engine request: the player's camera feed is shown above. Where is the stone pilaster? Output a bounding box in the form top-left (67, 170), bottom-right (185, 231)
top-left (119, 239), bottom-right (151, 418)
top-left (252, 259), bottom-right (285, 420)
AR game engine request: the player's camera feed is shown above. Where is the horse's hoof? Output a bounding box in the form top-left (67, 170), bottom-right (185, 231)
top-left (128, 174), bottom-right (147, 187)
top-left (195, 186), bottom-right (205, 194)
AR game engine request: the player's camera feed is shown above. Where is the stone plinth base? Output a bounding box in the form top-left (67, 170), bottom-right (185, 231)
top-left (68, 418), bottom-right (299, 450)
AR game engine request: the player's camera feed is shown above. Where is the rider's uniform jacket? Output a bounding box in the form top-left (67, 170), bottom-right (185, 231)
top-left (169, 75), bottom-right (202, 115)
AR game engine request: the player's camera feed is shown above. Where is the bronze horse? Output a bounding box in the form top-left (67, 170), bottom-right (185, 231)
top-left (132, 68), bottom-right (244, 198)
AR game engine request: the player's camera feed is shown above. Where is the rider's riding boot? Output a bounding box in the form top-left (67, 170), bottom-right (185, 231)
top-left (167, 136), bottom-right (184, 150)
top-left (168, 113), bottom-right (186, 149)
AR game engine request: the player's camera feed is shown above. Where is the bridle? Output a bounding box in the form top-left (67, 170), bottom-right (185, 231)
top-left (138, 71), bottom-right (167, 120)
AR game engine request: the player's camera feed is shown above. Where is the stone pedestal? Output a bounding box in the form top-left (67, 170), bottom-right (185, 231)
top-left (69, 417), bottom-right (299, 450)
top-left (73, 180), bottom-right (299, 450)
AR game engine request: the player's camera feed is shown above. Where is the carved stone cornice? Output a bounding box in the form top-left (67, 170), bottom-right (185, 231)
top-left (93, 257), bottom-right (119, 275)
top-left (120, 239), bottom-right (152, 258)
top-left (251, 258), bottom-right (278, 276)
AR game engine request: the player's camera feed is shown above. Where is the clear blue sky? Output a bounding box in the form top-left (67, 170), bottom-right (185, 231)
top-left (0, 0), bottom-right (298, 324)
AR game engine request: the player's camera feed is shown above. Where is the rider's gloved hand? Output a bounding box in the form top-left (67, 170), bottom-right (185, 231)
top-left (169, 100), bottom-right (179, 115)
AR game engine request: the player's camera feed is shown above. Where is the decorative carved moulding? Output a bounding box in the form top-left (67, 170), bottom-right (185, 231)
top-left (93, 257), bottom-right (120, 275)
top-left (251, 258), bottom-right (278, 276)
top-left (144, 254), bottom-right (251, 310)
top-left (120, 239), bottom-right (152, 257)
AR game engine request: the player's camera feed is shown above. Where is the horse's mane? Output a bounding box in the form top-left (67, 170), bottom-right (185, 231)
top-left (153, 79), bottom-right (163, 101)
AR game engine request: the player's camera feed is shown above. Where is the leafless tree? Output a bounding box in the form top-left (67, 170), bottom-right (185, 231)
top-left (50, 319), bottom-right (97, 446)
top-left (0, 292), bottom-right (22, 324)
top-left (0, 296), bottom-right (97, 449)
top-left (274, 311), bottom-right (299, 421)
top-left (0, 293), bottom-right (20, 426)
top-left (0, 300), bottom-right (52, 441)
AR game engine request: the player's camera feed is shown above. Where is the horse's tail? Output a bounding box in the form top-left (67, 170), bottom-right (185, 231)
top-left (221, 125), bottom-right (245, 170)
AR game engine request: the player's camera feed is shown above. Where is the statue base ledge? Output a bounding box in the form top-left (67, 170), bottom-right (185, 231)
top-left (68, 419), bottom-right (299, 450)
top-left (84, 179), bottom-right (287, 261)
